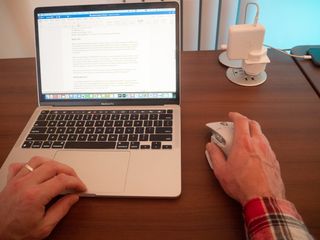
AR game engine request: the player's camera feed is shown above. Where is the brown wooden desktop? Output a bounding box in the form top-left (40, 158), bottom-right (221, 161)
top-left (0, 50), bottom-right (319, 239)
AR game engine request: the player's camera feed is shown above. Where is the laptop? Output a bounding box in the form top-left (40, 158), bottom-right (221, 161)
top-left (0, 1), bottom-right (181, 197)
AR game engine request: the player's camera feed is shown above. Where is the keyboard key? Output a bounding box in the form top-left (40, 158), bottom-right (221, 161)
top-left (124, 120), bottom-right (133, 127)
top-left (150, 134), bottom-right (172, 141)
top-left (115, 127), bottom-right (124, 134)
top-left (56, 127), bottom-right (66, 134)
top-left (98, 134), bottom-right (108, 141)
top-left (117, 142), bottom-right (129, 149)
top-left (66, 121), bottom-right (76, 127)
top-left (26, 134), bottom-right (48, 141)
top-left (140, 114), bottom-right (148, 120)
top-left (139, 134), bottom-right (149, 141)
top-left (105, 127), bottom-right (114, 134)
top-left (120, 114), bottom-right (129, 120)
top-left (64, 142), bottom-right (116, 149)
top-left (52, 141), bottom-right (65, 148)
top-left (130, 114), bottom-right (139, 120)
top-left (30, 127), bottom-right (47, 134)
top-left (164, 120), bottom-right (173, 126)
top-left (135, 127), bottom-right (144, 134)
top-left (118, 134), bottom-right (128, 141)
top-left (95, 127), bottom-right (104, 134)
top-left (153, 120), bottom-right (162, 127)
top-left (48, 121), bottom-right (57, 127)
top-left (145, 127), bottom-right (154, 134)
top-left (57, 121), bottom-right (66, 127)
top-left (129, 134), bottom-right (138, 141)
top-left (37, 114), bottom-right (47, 121)
top-left (22, 141), bottom-right (33, 148)
top-left (34, 121), bottom-right (48, 127)
top-left (88, 135), bottom-right (98, 141)
top-left (78, 135), bottom-right (88, 141)
top-left (162, 145), bottom-right (172, 149)
top-left (144, 120), bottom-right (152, 127)
top-left (151, 142), bottom-right (161, 149)
top-left (159, 114), bottom-right (173, 120)
top-left (125, 127), bottom-right (134, 134)
top-left (76, 121), bottom-right (85, 127)
top-left (66, 127), bottom-right (76, 134)
top-left (48, 134), bottom-right (58, 141)
top-left (93, 114), bottom-right (102, 120)
top-left (95, 121), bottom-right (104, 127)
top-left (105, 121), bottom-right (113, 127)
top-left (75, 127), bottom-right (85, 134)
top-left (108, 134), bottom-right (118, 141)
top-left (47, 127), bottom-right (56, 134)
top-left (67, 134), bottom-right (78, 141)
top-left (156, 127), bottom-right (172, 134)
top-left (130, 142), bottom-right (140, 149)
top-left (58, 134), bottom-right (68, 141)
top-left (32, 141), bottom-right (43, 148)
top-left (85, 121), bottom-right (94, 127)
top-left (150, 114), bottom-right (158, 120)
top-left (111, 115), bottom-right (120, 120)
top-left (141, 145), bottom-right (150, 149)
top-left (85, 128), bottom-right (94, 134)
top-left (114, 121), bottom-right (123, 127)
top-left (133, 120), bottom-right (143, 127)
top-left (83, 115), bottom-right (92, 120)
top-left (42, 141), bottom-right (52, 148)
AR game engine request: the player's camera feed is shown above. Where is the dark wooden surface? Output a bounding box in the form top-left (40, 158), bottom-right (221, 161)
top-left (0, 50), bottom-right (319, 239)
top-left (291, 45), bottom-right (320, 97)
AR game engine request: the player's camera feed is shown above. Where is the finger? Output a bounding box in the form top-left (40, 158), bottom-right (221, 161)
top-left (249, 120), bottom-right (263, 137)
top-left (14, 156), bottom-right (48, 179)
top-left (229, 112), bottom-right (250, 140)
top-left (41, 194), bottom-right (80, 238)
top-left (30, 160), bottom-right (80, 184)
top-left (39, 173), bottom-right (87, 205)
top-left (206, 142), bottom-right (226, 174)
top-left (7, 163), bottom-right (24, 183)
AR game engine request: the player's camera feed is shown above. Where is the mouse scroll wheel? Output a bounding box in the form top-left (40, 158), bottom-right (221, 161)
top-left (212, 131), bottom-right (226, 146)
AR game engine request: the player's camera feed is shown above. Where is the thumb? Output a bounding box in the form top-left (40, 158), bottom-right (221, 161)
top-left (40, 194), bottom-right (80, 238)
top-left (206, 142), bottom-right (227, 175)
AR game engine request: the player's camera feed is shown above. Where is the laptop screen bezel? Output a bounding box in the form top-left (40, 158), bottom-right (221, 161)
top-left (34, 2), bottom-right (180, 106)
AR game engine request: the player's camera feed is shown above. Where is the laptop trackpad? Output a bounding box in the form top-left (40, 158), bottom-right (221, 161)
top-left (54, 151), bottom-right (130, 195)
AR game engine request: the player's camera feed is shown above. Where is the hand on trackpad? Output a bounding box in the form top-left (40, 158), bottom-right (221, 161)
top-left (54, 151), bottom-right (130, 195)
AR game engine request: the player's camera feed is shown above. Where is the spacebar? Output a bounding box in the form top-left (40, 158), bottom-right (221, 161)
top-left (64, 142), bottom-right (116, 149)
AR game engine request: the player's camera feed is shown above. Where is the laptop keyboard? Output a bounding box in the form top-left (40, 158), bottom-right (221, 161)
top-left (21, 109), bottom-right (173, 150)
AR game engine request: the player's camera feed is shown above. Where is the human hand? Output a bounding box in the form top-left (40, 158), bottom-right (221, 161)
top-left (0, 156), bottom-right (87, 239)
top-left (206, 112), bottom-right (285, 206)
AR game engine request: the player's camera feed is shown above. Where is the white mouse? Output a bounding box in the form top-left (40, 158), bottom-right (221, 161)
top-left (205, 122), bottom-right (234, 170)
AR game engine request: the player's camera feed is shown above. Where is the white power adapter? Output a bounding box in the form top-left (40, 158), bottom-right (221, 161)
top-left (227, 23), bottom-right (270, 76)
top-left (227, 23), bottom-right (265, 59)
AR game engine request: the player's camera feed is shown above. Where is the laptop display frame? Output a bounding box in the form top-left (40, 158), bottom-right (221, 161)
top-left (34, 2), bottom-right (180, 107)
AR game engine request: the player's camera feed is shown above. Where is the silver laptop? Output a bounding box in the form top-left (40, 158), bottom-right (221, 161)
top-left (0, 2), bottom-right (181, 197)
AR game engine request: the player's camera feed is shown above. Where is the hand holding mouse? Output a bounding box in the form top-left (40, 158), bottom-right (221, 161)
top-left (206, 112), bottom-right (285, 206)
top-left (0, 156), bottom-right (87, 239)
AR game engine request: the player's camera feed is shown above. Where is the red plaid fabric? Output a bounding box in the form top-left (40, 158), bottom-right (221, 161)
top-left (243, 197), bottom-right (314, 239)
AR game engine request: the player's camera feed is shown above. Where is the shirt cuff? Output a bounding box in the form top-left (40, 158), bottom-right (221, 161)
top-left (243, 197), bottom-right (313, 239)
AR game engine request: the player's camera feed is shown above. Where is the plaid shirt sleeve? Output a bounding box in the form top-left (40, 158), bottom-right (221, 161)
top-left (243, 197), bottom-right (314, 240)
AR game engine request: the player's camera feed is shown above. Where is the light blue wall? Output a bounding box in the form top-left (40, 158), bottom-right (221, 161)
top-left (259, 0), bottom-right (320, 49)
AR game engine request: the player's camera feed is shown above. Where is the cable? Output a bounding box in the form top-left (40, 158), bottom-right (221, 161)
top-left (244, 2), bottom-right (260, 26)
top-left (264, 44), bottom-right (312, 59)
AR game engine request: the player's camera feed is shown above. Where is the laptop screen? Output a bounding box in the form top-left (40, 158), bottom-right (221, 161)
top-left (34, 2), bottom-right (179, 106)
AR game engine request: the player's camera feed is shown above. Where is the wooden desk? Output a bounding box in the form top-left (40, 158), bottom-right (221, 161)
top-left (0, 51), bottom-right (319, 239)
top-left (291, 45), bottom-right (320, 97)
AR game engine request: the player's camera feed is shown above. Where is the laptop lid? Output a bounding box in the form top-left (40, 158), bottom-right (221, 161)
top-left (34, 2), bottom-right (180, 107)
